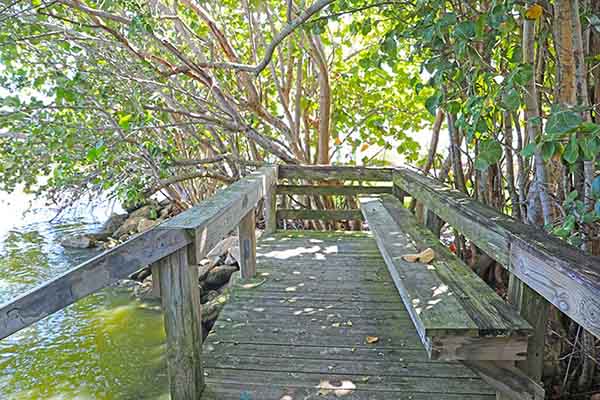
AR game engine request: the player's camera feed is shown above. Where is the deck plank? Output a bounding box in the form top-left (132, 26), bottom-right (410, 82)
top-left (202, 230), bottom-right (495, 399)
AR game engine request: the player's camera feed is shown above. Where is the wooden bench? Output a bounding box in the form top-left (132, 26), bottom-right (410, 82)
top-left (360, 194), bottom-right (533, 361)
top-left (360, 194), bottom-right (547, 399)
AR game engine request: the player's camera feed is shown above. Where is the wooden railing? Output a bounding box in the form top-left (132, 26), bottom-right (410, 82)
top-left (392, 166), bottom-right (600, 386)
top-left (0, 166), bottom-right (277, 400)
top-left (272, 165), bottom-right (600, 397)
top-left (273, 165), bottom-right (394, 226)
top-left (1, 164), bottom-right (599, 400)
top-left (272, 165), bottom-right (600, 339)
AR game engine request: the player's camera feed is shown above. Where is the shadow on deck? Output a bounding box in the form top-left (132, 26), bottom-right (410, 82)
top-left (201, 231), bottom-right (495, 399)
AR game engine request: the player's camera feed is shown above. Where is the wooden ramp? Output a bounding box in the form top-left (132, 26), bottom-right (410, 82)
top-left (202, 231), bottom-right (495, 399)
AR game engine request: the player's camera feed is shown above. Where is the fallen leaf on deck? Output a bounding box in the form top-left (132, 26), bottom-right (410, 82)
top-left (316, 379), bottom-right (356, 397)
top-left (241, 279), bottom-right (266, 289)
top-left (366, 336), bottom-right (379, 344)
top-left (401, 248), bottom-right (435, 264)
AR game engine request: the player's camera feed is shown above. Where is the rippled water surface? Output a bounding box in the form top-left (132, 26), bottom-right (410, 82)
top-left (0, 192), bottom-right (169, 399)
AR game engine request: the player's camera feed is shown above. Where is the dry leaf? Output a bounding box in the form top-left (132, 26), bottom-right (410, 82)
top-left (525, 3), bottom-right (543, 19)
top-left (316, 379), bottom-right (356, 397)
top-left (366, 336), bottom-right (379, 344)
top-left (360, 143), bottom-right (369, 152)
top-left (401, 248), bottom-right (435, 264)
top-left (241, 279), bottom-right (266, 289)
top-left (334, 137), bottom-right (342, 145)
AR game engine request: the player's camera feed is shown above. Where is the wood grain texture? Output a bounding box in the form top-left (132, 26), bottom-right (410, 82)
top-left (0, 227), bottom-right (190, 339)
top-left (264, 164), bottom-right (278, 234)
top-left (162, 166), bottom-right (276, 261)
top-left (278, 164), bottom-right (394, 181)
top-left (507, 275), bottom-right (549, 383)
top-left (157, 247), bottom-right (204, 400)
top-left (393, 168), bottom-right (600, 339)
top-left (203, 230), bottom-right (495, 399)
top-left (277, 184), bottom-right (393, 195)
top-left (277, 209), bottom-right (363, 221)
top-left (359, 195), bottom-right (531, 360)
top-left (465, 361), bottom-right (545, 400)
top-left (237, 209), bottom-right (257, 279)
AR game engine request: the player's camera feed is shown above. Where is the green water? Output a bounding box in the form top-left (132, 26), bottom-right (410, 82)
top-left (0, 218), bottom-right (170, 399)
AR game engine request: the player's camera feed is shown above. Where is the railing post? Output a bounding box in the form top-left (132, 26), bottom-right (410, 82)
top-left (238, 209), bottom-right (257, 279)
top-left (150, 264), bottom-right (161, 298)
top-left (392, 181), bottom-right (407, 206)
top-left (153, 245), bottom-right (204, 400)
top-left (264, 165), bottom-right (278, 234)
top-left (507, 275), bottom-right (549, 380)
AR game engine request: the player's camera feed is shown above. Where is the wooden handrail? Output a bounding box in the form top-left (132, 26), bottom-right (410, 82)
top-left (0, 166), bottom-right (276, 340)
top-left (278, 164), bottom-right (394, 181)
top-left (0, 226), bottom-right (191, 340)
top-left (0, 166), bottom-right (277, 400)
top-left (392, 167), bottom-right (600, 339)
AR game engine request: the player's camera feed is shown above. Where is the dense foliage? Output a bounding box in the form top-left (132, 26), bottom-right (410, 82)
top-left (0, 0), bottom-right (430, 208)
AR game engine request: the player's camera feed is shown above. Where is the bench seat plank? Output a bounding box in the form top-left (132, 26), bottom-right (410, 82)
top-left (359, 195), bottom-right (532, 361)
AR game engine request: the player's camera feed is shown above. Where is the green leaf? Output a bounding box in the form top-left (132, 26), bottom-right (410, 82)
top-left (565, 190), bottom-right (578, 204)
top-left (425, 92), bottom-right (441, 116)
top-left (474, 158), bottom-right (490, 171)
top-left (521, 143), bottom-right (536, 158)
top-left (118, 114), bottom-right (133, 129)
top-left (580, 137), bottom-right (600, 160)
top-left (475, 139), bottom-right (503, 170)
top-left (541, 142), bottom-right (556, 161)
top-left (512, 64), bottom-right (533, 85)
top-left (454, 21), bottom-right (475, 39)
top-left (545, 109), bottom-right (582, 137)
top-left (563, 135), bottom-right (579, 164)
top-left (502, 88), bottom-right (520, 111)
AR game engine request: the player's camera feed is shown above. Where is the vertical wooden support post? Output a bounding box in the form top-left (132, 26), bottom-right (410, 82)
top-left (150, 264), bottom-right (161, 298)
top-left (238, 209), bottom-right (257, 279)
top-left (155, 246), bottom-right (204, 400)
top-left (392, 184), bottom-right (407, 206)
top-left (496, 274), bottom-right (549, 400)
top-left (508, 275), bottom-right (548, 381)
top-left (423, 208), bottom-right (443, 238)
top-left (264, 166), bottom-right (278, 234)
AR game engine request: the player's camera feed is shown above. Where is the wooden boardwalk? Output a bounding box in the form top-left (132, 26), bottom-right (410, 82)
top-left (202, 231), bottom-right (496, 399)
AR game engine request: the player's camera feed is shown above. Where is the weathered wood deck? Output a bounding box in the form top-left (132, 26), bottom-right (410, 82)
top-left (201, 231), bottom-right (496, 399)
top-left (3, 165), bottom-right (598, 399)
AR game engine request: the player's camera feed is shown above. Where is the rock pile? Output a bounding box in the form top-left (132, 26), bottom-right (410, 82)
top-left (60, 200), bottom-right (252, 338)
top-left (130, 235), bottom-right (243, 338)
top-left (60, 200), bottom-right (176, 249)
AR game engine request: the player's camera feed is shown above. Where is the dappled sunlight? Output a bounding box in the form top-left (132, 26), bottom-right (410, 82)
top-left (260, 245), bottom-right (321, 259)
top-left (411, 283), bottom-right (454, 315)
top-left (258, 243), bottom-right (346, 261)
